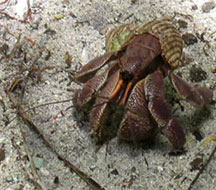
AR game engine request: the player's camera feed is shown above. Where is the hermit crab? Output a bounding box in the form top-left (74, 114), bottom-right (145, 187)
top-left (73, 20), bottom-right (213, 148)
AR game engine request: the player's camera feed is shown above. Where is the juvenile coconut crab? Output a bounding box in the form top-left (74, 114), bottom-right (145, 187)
top-left (73, 20), bottom-right (213, 148)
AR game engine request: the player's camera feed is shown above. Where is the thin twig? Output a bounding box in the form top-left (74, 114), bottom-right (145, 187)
top-left (19, 123), bottom-right (48, 190)
top-left (0, 0), bottom-right (9, 10)
top-left (0, 11), bottom-right (29, 23)
top-left (26, 0), bottom-right (32, 22)
top-left (187, 145), bottom-right (216, 190)
top-left (5, 88), bottom-right (105, 190)
top-left (6, 99), bottom-right (74, 127)
top-left (0, 0), bottom-right (9, 5)
top-left (0, 0), bottom-right (32, 22)
top-left (25, 99), bottom-right (73, 112)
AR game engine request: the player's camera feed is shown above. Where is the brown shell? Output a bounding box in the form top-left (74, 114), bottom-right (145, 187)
top-left (137, 20), bottom-right (183, 69)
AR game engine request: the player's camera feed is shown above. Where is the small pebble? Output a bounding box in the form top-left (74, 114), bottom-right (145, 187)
top-left (177, 19), bottom-right (188, 29)
top-left (0, 43), bottom-right (9, 55)
top-left (157, 166), bottom-right (164, 172)
top-left (189, 65), bottom-right (207, 82)
top-left (182, 33), bottom-right (198, 45)
top-left (69, 12), bottom-right (77, 18)
top-left (81, 48), bottom-right (91, 66)
top-left (30, 22), bottom-right (39, 30)
top-left (40, 167), bottom-right (50, 176)
top-left (64, 51), bottom-right (72, 67)
top-left (193, 131), bottom-right (203, 141)
top-left (202, 1), bottom-right (216, 13)
top-left (54, 176), bottom-right (60, 184)
top-left (33, 157), bottom-right (44, 169)
top-left (190, 157), bottom-right (203, 170)
top-left (55, 14), bottom-right (64, 20)
top-left (212, 65), bottom-right (216, 73)
top-left (131, 0), bottom-right (138, 3)
top-left (99, 27), bottom-right (108, 35)
top-left (0, 148), bottom-right (5, 162)
top-left (131, 166), bottom-right (136, 173)
top-left (13, 177), bottom-right (19, 183)
top-left (191, 4), bottom-right (198, 10)
top-left (110, 168), bottom-right (119, 175)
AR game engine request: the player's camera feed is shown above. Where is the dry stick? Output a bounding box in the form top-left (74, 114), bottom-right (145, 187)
top-left (5, 89), bottom-right (105, 190)
top-left (7, 99), bottom-right (74, 126)
top-left (0, 0), bottom-right (9, 5)
top-left (0, 0), bottom-right (32, 22)
top-left (26, 0), bottom-right (32, 22)
top-left (187, 145), bottom-right (216, 190)
top-left (0, 11), bottom-right (30, 23)
top-left (19, 123), bottom-right (47, 190)
top-left (24, 98), bottom-right (74, 113)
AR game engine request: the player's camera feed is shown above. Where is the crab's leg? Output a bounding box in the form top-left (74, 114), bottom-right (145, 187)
top-left (90, 68), bottom-right (120, 141)
top-left (73, 64), bottom-right (119, 108)
top-left (76, 52), bottom-right (116, 83)
top-left (145, 70), bottom-right (186, 148)
top-left (118, 79), bottom-right (157, 141)
top-left (73, 70), bottom-right (109, 108)
top-left (167, 70), bottom-right (213, 107)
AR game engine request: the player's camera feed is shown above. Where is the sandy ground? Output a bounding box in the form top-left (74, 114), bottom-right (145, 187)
top-left (0, 0), bottom-right (216, 190)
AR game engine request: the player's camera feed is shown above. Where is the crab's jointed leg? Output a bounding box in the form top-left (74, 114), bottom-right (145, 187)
top-left (73, 70), bottom-right (109, 108)
top-left (90, 67), bottom-right (120, 141)
top-left (118, 79), bottom-right (157, 141)
top-left (145, 70), bottom-right (186, 148)
top-left (75, 52), bottom-right (115, 83)
top-left (167, 70), bottom-right (213, 107)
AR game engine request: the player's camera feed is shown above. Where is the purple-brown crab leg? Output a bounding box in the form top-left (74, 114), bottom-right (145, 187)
top-left (90, 68), bottom-right (120, 141)
top-left (145, 70), bottom-right (186, 148)
top-left (118, 79), bottom-right (157, 141)
top-left (73, 62), bottom-right (120, 108)
top-left (167, 70), bottom-right (213, 107)
top-left (73, 67), bottom-right (110, 108)
top-left (76, 52), bottom-right (116, 83)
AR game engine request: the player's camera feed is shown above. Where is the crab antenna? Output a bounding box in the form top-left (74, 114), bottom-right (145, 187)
top-left (120, 81), bottom-right (133, 105)
top-left (110, 79), bottom-right (124, 100)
